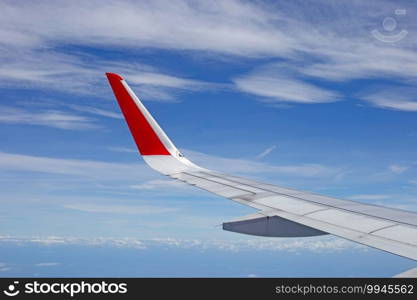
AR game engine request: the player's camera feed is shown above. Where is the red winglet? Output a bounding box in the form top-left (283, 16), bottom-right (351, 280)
top-left (106, 73), bottom-right (171, 156)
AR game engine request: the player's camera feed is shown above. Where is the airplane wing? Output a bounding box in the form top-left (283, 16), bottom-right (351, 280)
top-left (106, 72), bottom-right (417, 263)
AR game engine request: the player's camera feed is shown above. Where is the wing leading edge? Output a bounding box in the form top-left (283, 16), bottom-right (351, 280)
top-left (106, 73), bottom-right (417, 262)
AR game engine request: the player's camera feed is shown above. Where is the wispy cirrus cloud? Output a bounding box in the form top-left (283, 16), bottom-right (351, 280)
top-left (234, 71), bottom-right (340, 104)
top-left (0, 0), bottom-right (294, 58)
top-left (99, 60), bottom-right (222, 101)
top-left (35, 262), bottom-right (61, 267)
top-left (366, 163), bottom-right (413, 183)
top-left (183, 149), bottom-right (340, 178)
top-left (0, 149), bottom-right (341, 180)
top-left (66, 104), bottom-right (122, 119)
top-left (0, 262), bottom-right (11, 272)
top-left (0, 148), bottom-right (345, 203)
top-left (130, 179), bottom-right (189, 191)
top-left (348, 194), bottom-right (390, 201)
top-left (255, 145), bottom-right (277, 159)
top-left (388, 164), bottom-right (409, 174)
top-left (128, 179), bottom-right (204, 197)
top-left (114, 67), bottom-right (221, 101)
top-left (0, 151), bottom-right (150, 180)
top-left (359, 86), bottom-right (417, 112)
top-left (0, 105), bottom-right (98, 130)
top-left (64, 203), bottom-right (178, 215)
top-left (127, 72), bottom-right (212, 90)
top-left (107, 147), bottom-right (137, 153)
top-left (0, 51), bottom-right (217, 101)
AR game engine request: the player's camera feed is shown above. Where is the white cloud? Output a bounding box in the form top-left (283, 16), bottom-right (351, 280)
top-left (0, 235), bottom-right (362, 253)
top-left (35, 262), bottom-right (60, 267)
top-left (1, 236), bottom-right (147, 249)
top-left (348, 194), bottom-right (390, 201)
top-left (367, 98), bottom-right (417, 112)
top-left (255, 145), bottom-right (277, 159)
top-left (184, 149), bottom-right (340, 178)
top-left (366, 163), bottom-right (412, 182)
top-left (130, 179), bottom-right (189, 191)
top-left (127, 72), bottom-right (210, 90)
top-left (0, 1), bottom-right (294, 57)
top-left (64, 203), bottom-right (178, 214)
top-left (388, 164), bottom-right (409, 174)
top-left (0, 149), bottom-right (341, 184)
top-left (360, 87), bottom-right (417, 112)
top-left (0, 106), bottom-right (98, 130)
top-left (234, 72), bottom-right (340, 104)
top-left (0, 151), bottom-right (150, 180)
top-left (125, 71), bottom-right (221, 101)
top-left (104, 62), bottom-right (220, 101)
top-left (0, 49), bottom-right (216, 101)
top-left (301, 47), bottom-right (417, 82)
top-left (66, 104), bottom-right (122, 119)
top-left (107, 147), bottom-right (137, 153)
top-left (129, 179), bottom-right (204, 197)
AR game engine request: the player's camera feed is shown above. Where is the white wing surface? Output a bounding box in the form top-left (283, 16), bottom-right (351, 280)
top-left (106, 73), bottom-right (417, 262)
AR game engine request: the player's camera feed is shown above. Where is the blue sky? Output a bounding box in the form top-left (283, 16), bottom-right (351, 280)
top-left (1, 0), bottom-right (417, 277)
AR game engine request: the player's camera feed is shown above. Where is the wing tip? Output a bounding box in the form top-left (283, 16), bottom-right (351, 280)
top-left (105, 72), bottom-right (124, 81)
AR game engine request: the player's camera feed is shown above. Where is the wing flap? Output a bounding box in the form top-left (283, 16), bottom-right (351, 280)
top-left (223, 213), bottom-right (328, 237)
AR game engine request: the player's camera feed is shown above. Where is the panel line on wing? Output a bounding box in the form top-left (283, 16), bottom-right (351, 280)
top-left (367, 224), bottom-right (399, 234)
top-left (301, 208), bottom-right (332, 216)
top-left (195, 171), bottom-right (417, 228)
top-left (180, 171), bottom-right (416, 238)
top-left (180, 172), bottom-right (259, 195)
